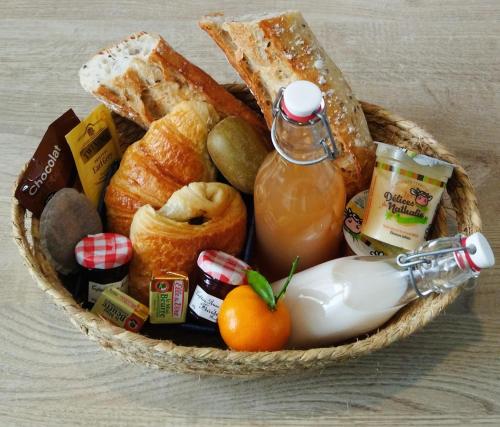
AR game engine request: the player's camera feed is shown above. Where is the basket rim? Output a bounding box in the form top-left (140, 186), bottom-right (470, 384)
top-left (10, 89), bottom-right (482, 374)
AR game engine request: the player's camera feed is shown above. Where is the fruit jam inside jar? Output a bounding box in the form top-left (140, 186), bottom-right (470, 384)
top-left (188, 250), bottom-right (250, 326)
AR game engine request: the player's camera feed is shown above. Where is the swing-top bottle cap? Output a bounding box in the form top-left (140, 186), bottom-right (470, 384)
top-left (463, 232), bottom-right (495, 270)
top-left (282, 80), bottom-right (323, 122)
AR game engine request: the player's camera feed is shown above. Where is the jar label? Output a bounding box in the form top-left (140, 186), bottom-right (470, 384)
top-left (88, 277), bottom-right (128, 304)
top-left (361, 161), bottom-right (446, 250)
top-left (188, 285), bottom-right (223, 323)
top-left (343, 190), bottom-right (402, 257)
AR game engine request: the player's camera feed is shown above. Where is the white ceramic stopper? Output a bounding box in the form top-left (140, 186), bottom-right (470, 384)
top-left (465, 232), bottom-right (495, 269)
top-left (282, 80), bottom-right (323, 119)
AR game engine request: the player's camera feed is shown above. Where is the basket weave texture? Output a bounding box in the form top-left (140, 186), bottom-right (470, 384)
top-left (11, 84), bottom-right (481, 376)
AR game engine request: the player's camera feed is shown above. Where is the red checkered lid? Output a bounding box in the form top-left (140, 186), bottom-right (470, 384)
top-left (197, 250), bottom-right (250, 286)
top-left (75, 233), bottom-right (133, 269)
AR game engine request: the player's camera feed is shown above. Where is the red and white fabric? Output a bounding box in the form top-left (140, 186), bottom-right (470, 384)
top-left (197, 250), bottom-right (250, 286)
top-left (75, 233), bottom-right (133, 270)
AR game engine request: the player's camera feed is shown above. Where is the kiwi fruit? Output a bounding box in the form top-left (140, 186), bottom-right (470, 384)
top-left (207, 117), bottom-right (269, 194)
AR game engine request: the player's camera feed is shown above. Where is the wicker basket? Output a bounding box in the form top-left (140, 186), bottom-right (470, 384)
top-left (11, 84), bottom-right (481, 376)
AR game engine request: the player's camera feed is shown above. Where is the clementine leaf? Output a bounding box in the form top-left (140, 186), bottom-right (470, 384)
top-left (246, 269), bottom-right (276, 310)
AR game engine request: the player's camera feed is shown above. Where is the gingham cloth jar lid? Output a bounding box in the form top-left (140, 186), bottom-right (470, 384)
top-left (197, 250), bottom-right (250, 286)
top-left (75, 233), bottom-right (133, 270)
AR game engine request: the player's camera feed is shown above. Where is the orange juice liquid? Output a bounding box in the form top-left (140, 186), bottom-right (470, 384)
top-left (254, 151), bottom-right (346, 280)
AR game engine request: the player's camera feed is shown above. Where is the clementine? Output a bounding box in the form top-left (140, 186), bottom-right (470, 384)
top-left (218, 285), bottom-right (291, 351)
top-left (217, 257), bottom-right (299, 352)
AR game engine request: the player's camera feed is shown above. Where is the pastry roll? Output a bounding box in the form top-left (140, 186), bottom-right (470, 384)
top-left (128, 182), bottom-right (247, 304)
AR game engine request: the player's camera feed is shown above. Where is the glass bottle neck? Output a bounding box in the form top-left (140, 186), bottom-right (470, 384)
top-left (346, 236), bottom-right (481, 312)
top-left (274, 113), bottom-right (330, 163)
top-left (398, 236), bottom-right (479, 305)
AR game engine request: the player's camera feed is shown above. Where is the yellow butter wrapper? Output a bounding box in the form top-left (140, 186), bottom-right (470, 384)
top-left (150, 273), bottom-right (189, 324)
top-left (91, 287), bottom-right (148, 332)
top-left (65, 105), bottom-right (120, 206)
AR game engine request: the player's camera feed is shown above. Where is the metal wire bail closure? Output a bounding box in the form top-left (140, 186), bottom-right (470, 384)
top-left (395, 235), bottom-right (476, 297)
top-left (271, 87), bottom-right (339, 165)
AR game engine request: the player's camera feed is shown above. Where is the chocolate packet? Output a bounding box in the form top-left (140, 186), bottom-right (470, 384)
top-left (15, 109), bottom-right (80, 217)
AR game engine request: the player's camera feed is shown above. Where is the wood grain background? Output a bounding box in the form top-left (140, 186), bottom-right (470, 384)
top-left (1, 0), bottom-right (499, 425)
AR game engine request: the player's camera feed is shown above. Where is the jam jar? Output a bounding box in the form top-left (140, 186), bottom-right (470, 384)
top-left (75, 233), bottom-right (133, 306)
top-left (188, 250), bottom-right (249, 325)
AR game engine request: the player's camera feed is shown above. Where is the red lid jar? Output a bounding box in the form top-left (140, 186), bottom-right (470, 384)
top-left (188, 250), bottom-right (249, 325)
top-left (75, 233), bottom-right (133, 305)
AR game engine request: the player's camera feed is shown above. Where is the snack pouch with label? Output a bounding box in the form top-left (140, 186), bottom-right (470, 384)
top-left (15, 109), bottom-right (80, 217)
top-left (65, 105), bottom-right (120, 206)
top-left (362, 142), bottom-right (454, 250)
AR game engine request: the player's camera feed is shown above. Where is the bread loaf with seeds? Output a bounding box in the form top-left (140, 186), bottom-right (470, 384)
top-left (199, 11), bottom-right (376, 197)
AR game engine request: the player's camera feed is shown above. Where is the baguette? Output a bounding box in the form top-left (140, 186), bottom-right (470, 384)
top-left (199, 11), bottom-right (376, 197)
top-left (79, 32), bottom-right (267, 134)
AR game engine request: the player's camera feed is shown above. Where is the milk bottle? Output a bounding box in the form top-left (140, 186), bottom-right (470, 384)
top-left (272, 233), bottom-right (495, 348)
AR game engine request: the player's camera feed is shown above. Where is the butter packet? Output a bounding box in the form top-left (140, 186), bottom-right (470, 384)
top-left (65, 105), bottom-right (120, 206)
top-left (150, 273), bottom-right (189, 324)
top-left (91, 287), bottom-right (148, 332)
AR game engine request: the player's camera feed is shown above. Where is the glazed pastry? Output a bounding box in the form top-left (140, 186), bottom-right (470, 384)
top-left (104, 100), bottom-right (220, 236)
top-left (79, 32), bottom-right (267, 135)
top-left (200, 11), bottom-right (375, 197)
top-left (128, 182), bottom-right (247, 305)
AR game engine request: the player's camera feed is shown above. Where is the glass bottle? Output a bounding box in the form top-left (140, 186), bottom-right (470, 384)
top-left (254, 81), bottom-right (346, 280)
top-left (272, 232), bottom-right (495, 348)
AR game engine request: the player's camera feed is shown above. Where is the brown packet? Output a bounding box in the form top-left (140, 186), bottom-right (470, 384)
top-left (15, 110), bottom-right (80, 217)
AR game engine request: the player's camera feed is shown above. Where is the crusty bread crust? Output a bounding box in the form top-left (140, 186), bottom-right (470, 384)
top-left (199, 11), bottom-right (376, 197)
top-left (79, 32), bottom-right (267, 135)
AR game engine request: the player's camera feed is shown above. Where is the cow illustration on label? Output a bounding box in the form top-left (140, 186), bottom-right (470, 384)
top-left (343, 207), bottom-right (362, 235)
top-left (410, 187), bottom-right (433, 207)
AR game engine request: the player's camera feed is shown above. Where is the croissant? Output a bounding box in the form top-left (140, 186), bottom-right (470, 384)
top-left (128, 182), bottom-right (247, 305)
top-left (104, 100), bottom-right (221, 236)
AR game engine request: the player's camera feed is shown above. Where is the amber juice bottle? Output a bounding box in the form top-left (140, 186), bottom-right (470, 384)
top-left (254, 81), bottom-right (346, 280)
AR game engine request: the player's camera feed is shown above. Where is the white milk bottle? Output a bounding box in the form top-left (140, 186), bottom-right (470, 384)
top-left (272, 232), bottom-right (495, 348)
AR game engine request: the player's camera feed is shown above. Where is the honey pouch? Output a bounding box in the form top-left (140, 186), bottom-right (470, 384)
top-left (65, 105), bottom-right (120, 206)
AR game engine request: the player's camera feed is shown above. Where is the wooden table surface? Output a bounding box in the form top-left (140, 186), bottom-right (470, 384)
top-left (1, 1), bottom-right (499, 425)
